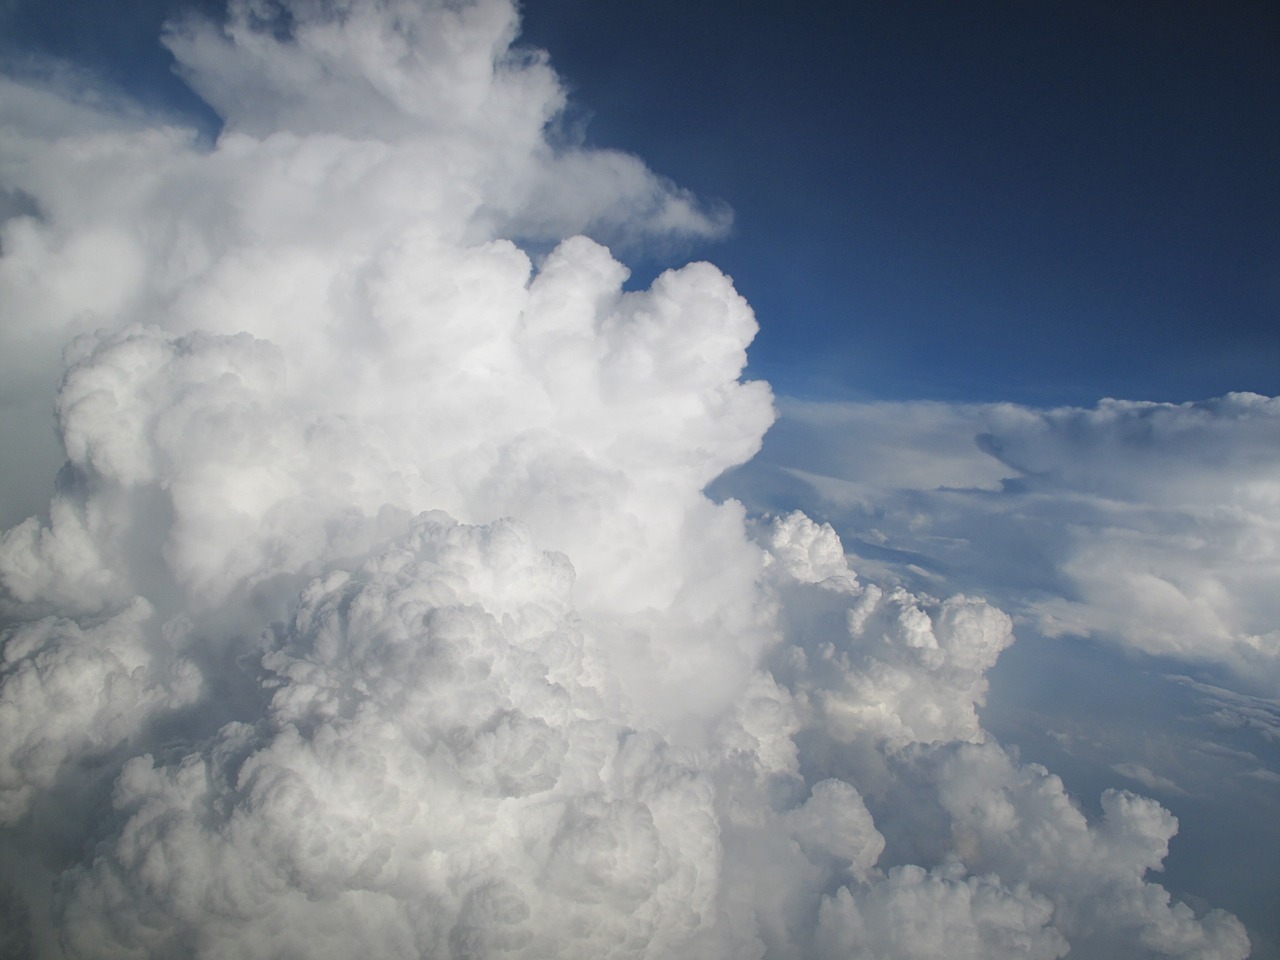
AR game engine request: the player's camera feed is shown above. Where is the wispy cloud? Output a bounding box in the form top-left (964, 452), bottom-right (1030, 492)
top-left (1110, 762), bottom-right (1188, 797)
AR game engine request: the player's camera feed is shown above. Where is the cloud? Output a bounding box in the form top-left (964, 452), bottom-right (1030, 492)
top-left (0, 1), bottom-right (1253, 957)
top-left (1169, 675), bottom-right (1280, 743)
top-left (762, 512), bottom-right (1015, 749)
top-left (720, 395), bottom-right (1280, 690)
top-left (1110, 763), bottom-right (1187, 796)
top-left (934, 745), bottom-right (1248, 960)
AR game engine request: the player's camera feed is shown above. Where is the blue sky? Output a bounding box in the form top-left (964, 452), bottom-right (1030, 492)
top-left (518, 0), bottom-right (1280, 405)
top-left (1, 2), bottom-right (1278, 958)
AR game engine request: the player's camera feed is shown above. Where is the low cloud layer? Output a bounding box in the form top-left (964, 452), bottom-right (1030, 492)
top-left (0, 1), bottom-right (1256, 957)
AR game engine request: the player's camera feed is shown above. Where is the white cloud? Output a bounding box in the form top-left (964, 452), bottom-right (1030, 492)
top-left (1110, 763), bottom-right (1187, 796)
top-left (816, 863), bottom-right (1067, 960)
top-left (763, 512), bottom-right (1015, 748)
top-left (723, 395), bottom-right (1280, 689)
top-left (0, 1), bottom-right (1253, 957)
top-left (935, 744), bottom-right (1249, 960)
top-left (0, 598), bottom-right (200, 824)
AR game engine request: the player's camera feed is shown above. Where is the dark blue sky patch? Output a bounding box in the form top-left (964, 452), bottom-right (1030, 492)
top-left (518, 0), bottom-right (1280, 405)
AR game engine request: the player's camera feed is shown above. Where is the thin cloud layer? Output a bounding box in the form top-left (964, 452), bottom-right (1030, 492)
top-left (0, 1), bottom-right (1252, 957)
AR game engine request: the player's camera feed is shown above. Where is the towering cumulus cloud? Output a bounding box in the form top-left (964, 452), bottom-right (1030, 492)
top-left (0, 1), bottom-right (1251, 957)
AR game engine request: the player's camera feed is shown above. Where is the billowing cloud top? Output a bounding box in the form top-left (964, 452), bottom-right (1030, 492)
top-left (0, 1), bottom-right (1254, 957)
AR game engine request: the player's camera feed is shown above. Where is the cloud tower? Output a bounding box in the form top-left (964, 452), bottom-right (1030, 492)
top-left (0, 2), bottom-right (1251, 957)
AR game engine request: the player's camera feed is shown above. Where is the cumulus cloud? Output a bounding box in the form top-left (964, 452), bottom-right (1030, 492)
top-left (0, 1), bottom-right (1252, 957)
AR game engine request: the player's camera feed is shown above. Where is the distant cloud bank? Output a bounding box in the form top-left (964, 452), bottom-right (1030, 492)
top-left (723, 394), bottom-right (1280, 690)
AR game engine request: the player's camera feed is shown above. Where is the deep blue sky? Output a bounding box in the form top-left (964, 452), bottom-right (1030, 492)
top-left (517, 0), bottom-right (1280, 406)
top-left (4, 0), bottom-right (1278, 406)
